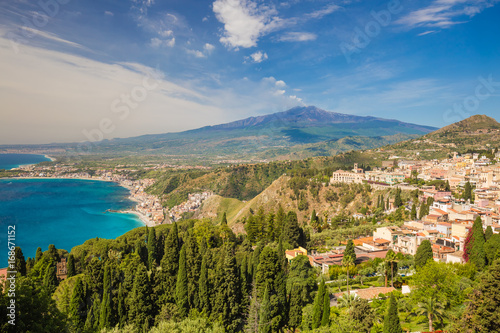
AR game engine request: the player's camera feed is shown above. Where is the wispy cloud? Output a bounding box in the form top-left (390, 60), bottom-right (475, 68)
top-left (278, 31), bottom-right (317, 42)
top-left (396, 0), bottom-right (499, 29)
top-left (186, 43), bottom-right (215, 58)
top-left (305, 3), bottom-right (341, 19)
top-left (104, 11), bottom-right (114, 16)
top-left (150, 37), bottom-right (175, 48)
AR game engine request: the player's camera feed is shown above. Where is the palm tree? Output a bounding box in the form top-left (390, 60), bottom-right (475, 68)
top-left (377, 262), bottom-right (388, 288)
top-left (337, 293), bottom-right (357, 309)
top-left (414, 296), bottom-right (446, 331)
top-left (342, 255), bottom-right (355, 303)
top-left (385, 250), bottom-right (398, 288)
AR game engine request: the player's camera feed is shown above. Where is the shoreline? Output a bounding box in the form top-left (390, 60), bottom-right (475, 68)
top-left (2, 176), bottom-right (157, 227)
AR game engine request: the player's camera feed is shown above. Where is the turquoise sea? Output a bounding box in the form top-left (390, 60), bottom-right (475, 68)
top-left (0, 153), bottom-right (51, 170)
top-left (0, 178), bottom-right (144, 265)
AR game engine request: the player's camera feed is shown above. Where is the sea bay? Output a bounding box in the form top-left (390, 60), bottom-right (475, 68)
top-left (0, 153), bottom-right (51, 170)
top-left (0, 178), bottom-right (144, 265)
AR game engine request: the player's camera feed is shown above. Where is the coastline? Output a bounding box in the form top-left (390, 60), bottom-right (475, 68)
top-left (120, 210), bottom-right (156, 227)
top-left (2, 176), bottom-right (157, 227)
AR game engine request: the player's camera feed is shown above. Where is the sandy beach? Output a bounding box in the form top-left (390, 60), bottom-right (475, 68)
top-left (120, 210), bottom-right (156, 227)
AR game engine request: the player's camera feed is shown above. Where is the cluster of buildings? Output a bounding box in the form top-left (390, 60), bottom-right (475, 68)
top-left (169, 191), bottom-right (214, 222)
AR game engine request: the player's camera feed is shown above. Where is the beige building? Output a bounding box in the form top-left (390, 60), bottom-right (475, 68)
top-left (330, 164), bottom-right (365, 184)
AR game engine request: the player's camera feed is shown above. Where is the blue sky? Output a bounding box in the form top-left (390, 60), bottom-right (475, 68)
top-left (0, 0), bottom-right (499, 144)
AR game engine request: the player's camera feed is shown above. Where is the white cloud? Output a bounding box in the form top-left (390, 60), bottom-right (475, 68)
top-left (158, 29), bottom-right (173, 37)
top-left (186, 43), bottom-right (216, 58)
top-left (247, 50), bottom-right (268, 63)
top-left (150, 37), bottom-right (175, 48)
top-left (275, 80), bottom-right (286, 88)
top-left (187, 49), bottom-right (206, 58)
top-left (204, 43), bottom-right (215, 53)
top-left (213, 0), bottom-right (284, 49)
top-left (396, 0), bottom-right (499, 29)
top-left (104, 11), bottom-right (114, 16)
top-left (278, 32), bottom-right (317, 42)
top-left (418, 30), bottom-right (436, 36)
top-left (306, 3), bottom-right (340, 19)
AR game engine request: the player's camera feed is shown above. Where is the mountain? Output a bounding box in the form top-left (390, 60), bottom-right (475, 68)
top-left (70, 106), bottom-right (436, 160)
top-left (0, 106), bottom-right (437, 161)
top-left (378, 114), bottom-right (500, 159)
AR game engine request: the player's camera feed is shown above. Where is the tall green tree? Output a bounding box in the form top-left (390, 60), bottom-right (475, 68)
top-left (13, 247), bottom-right (26, 276)
top-left (344, 240), bottom-right (356, 263)
top-left (350, 298), bottom-right (375, 333)
top-left (464, 217), bottom-right (487, 269)
top-left (463, 181), bottom-right (473, 203)
top-left (415, 297), bottom-right (446, 332)
top-left (221, 212), bottom-right (228, 225)
top-left (198, 254), bottom-right (210, 315)
top-left (35, 247), bottom-right (43, 263)
top-left (394, 188), bottom-right (402, 208)
top-left (47, 244), bottom-right (59, 262)
top-left (158, 222), bottom-right (180, 304)
top-left (383, 293), bottom-right (402, 333)
top-left (460, 259), bottom-right (500, 331)
top-left (147, 227), bottom-right (160, 269)
top-left (43, 261), bottom-right (58, 293)
top-left (69, 277), bottom-right (86, 330)
top-left (288, 286), bottom-right (302, 331)
top-left (99, 264), bottom-right (113, 330)
top-left (312, 279), bottom-right (325, 329)
top-left (258, 286), bottom-right (272, 333)
top-left (282, 211), bottom-right (302, 248)
top-left (185, 231), bottom-right (201, 311)
top-left (67, 254), bottom-right (76, 278)
top-left (129, 263), bottom-right (153, 329)
top-left (415, 240), bottom-right (433, 269)
top-left (385, 250), bottom-right (398, 288)
top-left (321, 290), bottom-right (330, 327)
top-left (411, 203), bottom-right (417, 220)
top-left (176, 244), bottom-right (189, 318)
top-left (485, 226), bottom-right (493, 241)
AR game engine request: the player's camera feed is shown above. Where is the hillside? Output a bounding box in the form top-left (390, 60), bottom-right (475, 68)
top-left (376, 114), bottom-right (500, 159)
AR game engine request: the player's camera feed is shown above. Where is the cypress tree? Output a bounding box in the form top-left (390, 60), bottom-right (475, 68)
top-left (415, 240), bottom-right (433, 269)
top-left (265, 213), bottom-right (275, 241)
top-left (245, 215), bottom-right (259, 243)
top-left (147, 227), bottom-right (159, 269)
top-left (461, 259), bottom-right (500, 331)
top-left (84, 294), bottom-right (101, 332)
top-left (176, 244), bottom-right (189, 318)
top-left (129, 263), bottom-right (152, 329)
top-left (464, 217), bottom-right (487, 269)
top-left (344, 240), bottom-right (356, 263)
top-left (35, 246), bottom-right (43, 263)
top-left (282, 211), bottom-right (301, 248)
top-left (213, 245), bottom-right (243, 333)
top-left (312, 279), bottom-right (325, 329)
top-left (134, 239), bottom-right (148, 267)
top-left (288, 286), bottom-right (302, 331)
top-left (245, 286), bottom-right (260, 333)
top-left (259, 286), bottom-right (272, 333)
top-left (275, 205), bottom-right (285, 241)
top-left (185, 231), bottom-right (201, 310)
top-left (394, 188), bottom-right (402, 208)
top-left (221, 212), bottom-right (228, 225)
top-left (485, 226), bottom-right (493, 241)
top-left (14, 247), bottom-right (26, 276)
top-left (321, 290), bottom-right (330, 327)
top-left (43, 261), bottom-right (58, 292)
top-left (69, 277), bottom-right (86, 330)
top-left (383, 293), bottom-right (402, 333)
top-left (158, 222), bottom-right (180, 304)
top-left (117, 283), bottom-right (126, 328)
top-left (198, 254), bottom-right (211, 315)
top-left (411, 203), bottom-right (417, 220)
top-left (47, 244), bottom-right (59, 261)
top-left (386, 197), bottom-right (390, 210)
top-left (67, 254), bottom-right (76, 278)
top-left (251, 245), bottom-right (262, 281)
top-left (419, 202), bottom-right (426, 220)
top-left (99, 264), bottom-right (112, 330)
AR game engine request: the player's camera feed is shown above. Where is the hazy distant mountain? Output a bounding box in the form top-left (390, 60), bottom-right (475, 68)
top-left (0, 106), bottom-right (437, 161)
